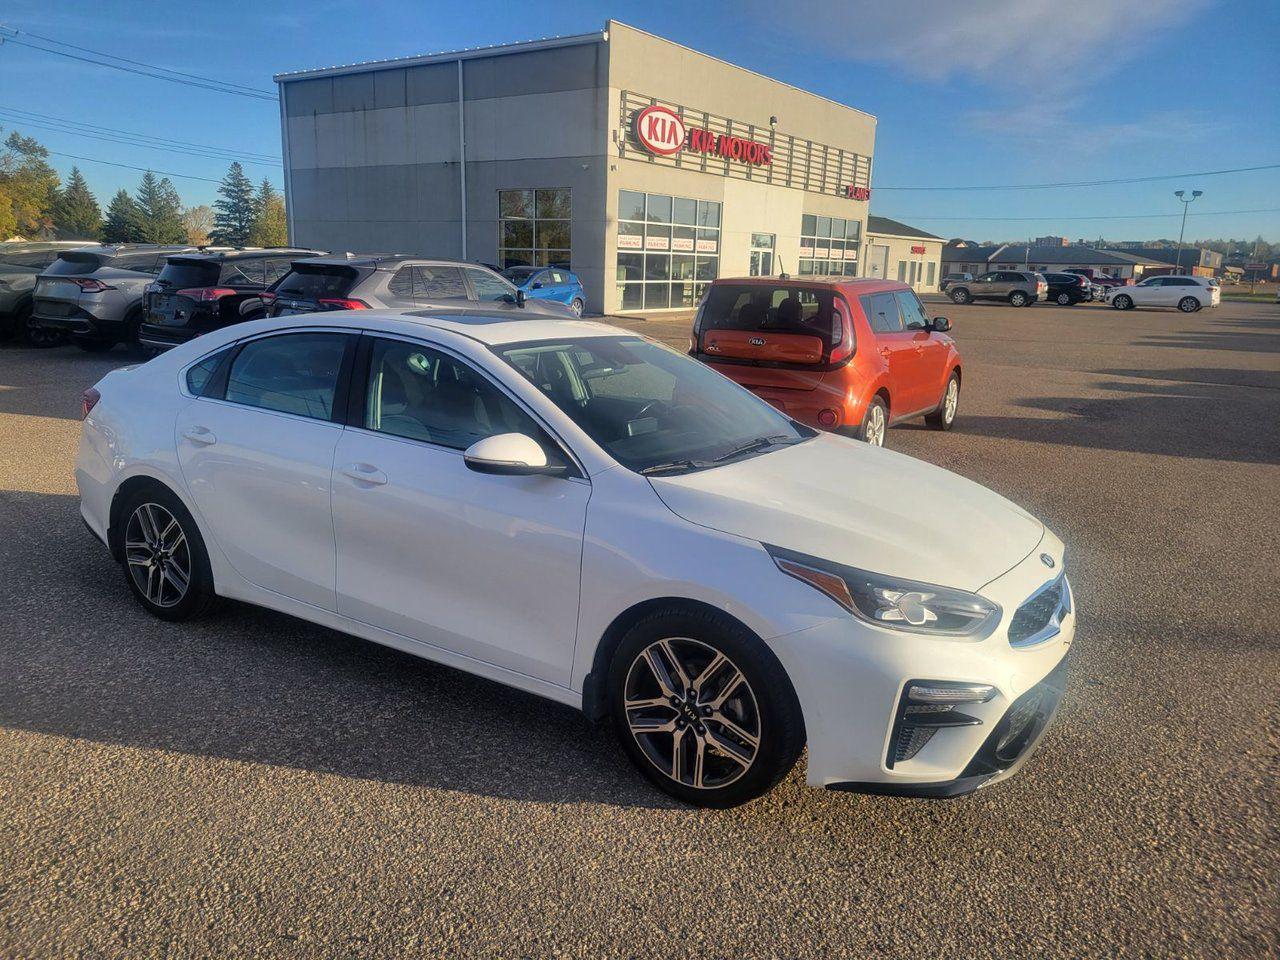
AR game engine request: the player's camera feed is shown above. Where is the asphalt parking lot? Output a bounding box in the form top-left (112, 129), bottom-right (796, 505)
top-left (1, 298), bottom-right (1277, 958)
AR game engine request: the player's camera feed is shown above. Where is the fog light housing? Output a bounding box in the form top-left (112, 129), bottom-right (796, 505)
top-left (817, 408), bottom-right (839, 428)
top-left (887, 680), bottom-right (996, 768)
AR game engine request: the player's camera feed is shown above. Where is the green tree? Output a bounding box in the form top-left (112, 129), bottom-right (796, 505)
top-left (0, 185), bottom-right (17, 239)
top-left (210, 162), bottom-right (256, 246)
top-left (0, 129), bottom-right (60, 238)
top-left (248, 179), bottom-right (287, 246)
top-left (135, 171), bottom-right (186, 243)
top-left (51, 166), bottom-right (102, 240)
top-left (101, 189), bottom-right (146, 243)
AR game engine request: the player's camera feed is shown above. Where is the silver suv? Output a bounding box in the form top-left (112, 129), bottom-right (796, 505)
top-left (0, 242), bottom-right (104, 346)
top-left (33, 245), bottom-right (197, 352)
top-left (267, 255), bottom-right (577, 321)
top-left (947, 270), bottom-right (1047, 307)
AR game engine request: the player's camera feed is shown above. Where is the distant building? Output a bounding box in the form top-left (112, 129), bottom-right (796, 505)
top-left (1104, 246), bottom-right (1223, 277)
top-left (941, 242), bottom-right (1171, 281)
top-left (864, 216), bottom-right (943, 293)
top-left (1033, 235), bottom-right (1068, 247)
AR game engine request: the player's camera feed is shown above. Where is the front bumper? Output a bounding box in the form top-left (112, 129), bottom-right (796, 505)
top-left (767, 538), bottom-right (1075, 796)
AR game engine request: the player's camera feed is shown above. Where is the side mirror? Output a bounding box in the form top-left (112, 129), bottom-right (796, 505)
top-left (531, 281), bottom-right (543, 290)
top-left (515, 288), bottom-right (527, 307)
top-left (464, 433), bottom-right (563, 477)
top-left (931, 316), bottom-right (952, 332)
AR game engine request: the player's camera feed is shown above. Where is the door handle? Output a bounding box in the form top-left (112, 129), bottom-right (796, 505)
top-left (182, 426), bottom-right (216, 445)
top-left (879, 346), bottom-right (891, 359)
top-left (340, 463), bottom-right (388, 486)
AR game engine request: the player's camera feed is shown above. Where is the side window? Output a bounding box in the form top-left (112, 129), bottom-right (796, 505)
top-left (977, 272), bottom-right (997, 282)
top-left (224, 333), bottom-right (349, 420)
top-left (221, 261), bottom-right (264, 286)
top-left (412, 265), bottom-right (469, 301)
top-left (185, 349), bottom-right (229, 396)
top-left (387, 267), bottom-right (415, 300)
top-left (463, 267), bottom-right (515, 302)
top-left (862, 293), bottom-right (903, 333)
top-left (363, 338), bottom-right (550, 453)
top-left (895, 291), bottom-right (930, 330)
top-left (548, 270), bottom-right (566, 284)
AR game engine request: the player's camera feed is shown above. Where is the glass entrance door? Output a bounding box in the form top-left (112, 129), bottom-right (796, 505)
top-left (749, 233), bottom-right (776, 276)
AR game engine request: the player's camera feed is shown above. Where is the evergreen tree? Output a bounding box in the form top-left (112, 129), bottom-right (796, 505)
top-left (210, 162), bottom-right (256, 246)
top-left (248, 179), bottom-right (287, 246)
top-left (135, 171), bottom-right (186, 243)
top-left (101, 189), bottom-right (145, 243)
top-left (51, 167), bottom-right (102, 240)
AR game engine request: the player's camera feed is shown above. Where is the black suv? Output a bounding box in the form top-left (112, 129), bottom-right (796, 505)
top-left (1042, 272), bottom-right (1092, 305)
top-left (139, 248), bottom-right (323, 352)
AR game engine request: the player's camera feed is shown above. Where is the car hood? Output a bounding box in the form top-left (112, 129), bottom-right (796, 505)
top-left (648, 433), bottom-right (1045, 593)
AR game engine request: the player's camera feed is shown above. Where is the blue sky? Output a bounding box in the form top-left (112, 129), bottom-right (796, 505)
top-left (2, 0), bottom-right (1277, 243)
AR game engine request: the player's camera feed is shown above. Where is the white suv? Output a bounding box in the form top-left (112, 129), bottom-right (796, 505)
top-left (1108, 275), bottom-right (1220, 312)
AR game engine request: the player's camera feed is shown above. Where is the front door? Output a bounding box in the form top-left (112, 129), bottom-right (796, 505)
top-left (330, 335), bottom-right (590, 686)
top-left (749, 233), bottom-right (775, 276)
top-left (895, 290), bottom-right (949, 409)
top-left (868, 244), bottom-right (890, 279)
top-left (863, 291), bottom-right (926, 414)
top-left (174, 331), bottom-right (354, 610)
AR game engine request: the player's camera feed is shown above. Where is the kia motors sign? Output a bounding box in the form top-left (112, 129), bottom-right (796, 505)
top-left (634, 105), bottom-right (687, 157)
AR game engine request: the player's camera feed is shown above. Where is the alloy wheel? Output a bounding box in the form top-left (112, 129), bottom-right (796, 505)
top-left (124, 502), bottom-right (191, 608)
top-left (865, 403), bottom-right (886, 446)
top-left (623, 637), bottom-right (761, 790)
top-left (1179, 297), bottom-right (1199, 312)
top-left (571, 298), bottom-right (584, 317)
top-left (944, 378), bottom-right (959, 424)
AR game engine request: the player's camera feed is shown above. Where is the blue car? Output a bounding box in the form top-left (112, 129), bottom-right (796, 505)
top-left (502, 266), bottom-right (587, 316)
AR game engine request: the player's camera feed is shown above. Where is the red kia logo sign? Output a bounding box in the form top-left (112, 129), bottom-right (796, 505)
top-left (634, 105), bottom-right (687, 156)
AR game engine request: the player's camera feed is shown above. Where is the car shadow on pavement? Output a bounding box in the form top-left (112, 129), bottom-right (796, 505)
top-left (956, 370), bottom-right (1280, 465)
top-left (0, 341), bottom-right (133, 421)
top-left (0, 491), bottom-right (683, 810)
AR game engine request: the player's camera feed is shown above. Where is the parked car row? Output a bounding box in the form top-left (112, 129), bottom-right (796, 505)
top-left (0, 242), bottom-right (583, 355)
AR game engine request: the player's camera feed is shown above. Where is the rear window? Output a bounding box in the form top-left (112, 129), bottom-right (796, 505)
top-left (0, 250), bottom-right (65, 269)
top-left (158, 259), bottom-right (220, 290)
top-left (274, 264), bottom-right (359, 300)
top-left (45, 253), bottom-right (106, 276)
top-left (702, 284), bottom-right (837, 343)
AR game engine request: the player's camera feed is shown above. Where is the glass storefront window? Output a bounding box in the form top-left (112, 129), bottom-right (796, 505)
top-left (618, 191), bottom-right (721, 310)
top-left (499, 188), bottom-right (571, 270)
top-left (799, 213), bottom-right (860, 277)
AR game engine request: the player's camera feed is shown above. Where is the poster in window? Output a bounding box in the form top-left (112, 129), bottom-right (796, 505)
top-left (645, 234), bottom-right (671, 251)
top-left (671, 236), bottom-right (694, 252)
top-left (695, 238), bottom-right (718, 253)
top-left (617, 234), bottom-right (643, 250)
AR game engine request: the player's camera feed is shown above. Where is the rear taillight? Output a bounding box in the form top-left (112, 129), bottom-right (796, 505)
top-left (177, 287), bottom-right (238, 301)
top-left (73, 278), bottom-right (114, 292)
top-left (258, 291), bottom-right (276, 303)
top-left (81, 387), bottom-right (101, 419)
top-left (829, 305), bottom-right (853, 364)
top-left (317, 298), bottom-right (370, 310)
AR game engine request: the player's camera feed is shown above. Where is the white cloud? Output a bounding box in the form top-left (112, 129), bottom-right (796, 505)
top-left (758, 0), bottom-right (1211, 89)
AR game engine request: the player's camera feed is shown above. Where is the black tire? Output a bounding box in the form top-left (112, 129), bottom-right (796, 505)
top-left (1009, 290), bottom-right (1029, 307)
top-left (124, 306), bottom-right (145, 347)
top-left (854, 395), bottom-right (888, 447)
top-left (1112, 294), bottom-right (1133, 311)
top-left (1056, 292), bottom-right (1072, 305)
top-left (570, 297), bottom-right (585, 317)
top-left (74, 337), bottom-right (117, 353)
top-left (926, 371), bottom-right (960, 431)
top-left (1178, 296), bottom-right (1201, 313)
top-left (608, 606), bottom-right (805, 808)
top-left (116, 482), bottom-right (219, 622)
top-left (950, 288), bottom-right (971, 305)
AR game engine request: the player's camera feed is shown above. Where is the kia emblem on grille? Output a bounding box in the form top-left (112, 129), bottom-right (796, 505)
top-left (749, 337), bottom-right (766, 346)
top-left (1040, 554), bottom-right (1055, 568)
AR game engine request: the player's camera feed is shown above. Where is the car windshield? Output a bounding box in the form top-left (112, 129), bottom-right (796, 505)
top-left (496, 336), bottom-right (812, 474)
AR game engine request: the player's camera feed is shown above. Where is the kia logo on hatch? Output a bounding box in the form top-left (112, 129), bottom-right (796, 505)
top-left (634, 105), bottom-right (687, 157)
top-left (1040, 554), bottom-right (1055, 568)
top-left (749, 337), bottom-right (766, 346)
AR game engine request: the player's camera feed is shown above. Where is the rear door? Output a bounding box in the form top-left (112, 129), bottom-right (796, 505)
top-left (971, 272), bottom-right (1001, 300)
top-left (174, 331), bottom-right (354, 610)
top-left (862, 291), bottom-right (926, 414)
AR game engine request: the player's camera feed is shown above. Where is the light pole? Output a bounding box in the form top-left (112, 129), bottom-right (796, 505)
top-left (1173, 189), bottom-right (1202, 275)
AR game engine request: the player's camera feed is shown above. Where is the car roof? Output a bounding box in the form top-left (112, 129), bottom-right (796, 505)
top-left (297, 254), bottom-right (502, 272)
top-left (168, 248), bottom-right (322, 262)
top-left (709, 276), bottom-right (917, 296)
top-left (218, 309), bottom-right (630, 348)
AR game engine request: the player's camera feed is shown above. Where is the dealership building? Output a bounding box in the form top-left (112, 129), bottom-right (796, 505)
top-left (274, 21), bottom-right (877, 314)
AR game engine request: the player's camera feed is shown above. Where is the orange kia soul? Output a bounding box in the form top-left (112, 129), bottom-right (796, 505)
top-left (690, 277), bottom-right (962, 447)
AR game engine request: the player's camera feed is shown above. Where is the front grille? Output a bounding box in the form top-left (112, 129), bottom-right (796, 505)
top-left (1008, 576), bottom-right (1068, 646)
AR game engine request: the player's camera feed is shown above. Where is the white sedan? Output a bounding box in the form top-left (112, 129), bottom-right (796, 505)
top-left (1108, 275), bottom-right (1220, 312)
top-left (76, 311), bottom-right (1073, 807)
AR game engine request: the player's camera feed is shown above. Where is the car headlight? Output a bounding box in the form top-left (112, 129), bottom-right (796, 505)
top-left (766, 545), bottom-right (1001, 638)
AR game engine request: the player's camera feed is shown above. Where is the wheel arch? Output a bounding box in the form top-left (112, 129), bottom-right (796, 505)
top-left (581, 597), bottom-right (774, 722)
top-left (107, 469), bottom-right (205, 563)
